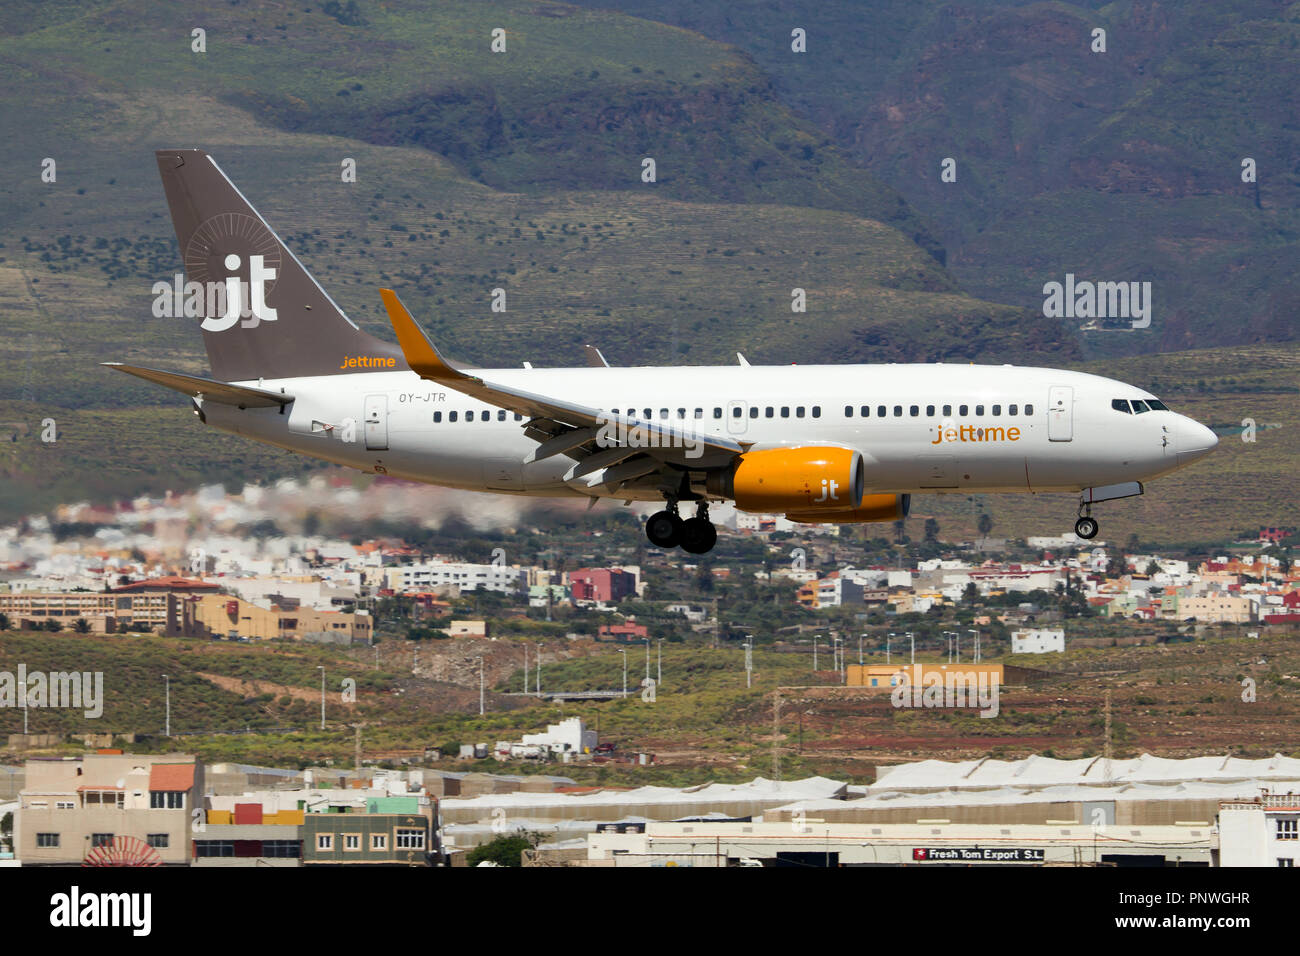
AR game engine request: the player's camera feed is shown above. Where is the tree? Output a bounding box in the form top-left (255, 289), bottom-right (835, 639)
top-left (44, 619), bottom-right (63, 633)
top-left (924, 517), bottom-right (940, 542)
top-left (977, 513), bottom-right (994, 540)
top-left (466, 831), bottom-right (537, 867)
top-left (72, 618), bottom-right (92, 633)
top-left (0, 612), bottom-right (9, 631)
top-left (0, 811), bottom-right (11, 849)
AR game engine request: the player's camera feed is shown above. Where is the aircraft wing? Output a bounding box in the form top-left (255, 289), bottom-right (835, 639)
top-left (379, 290), bottom-right (744, 485)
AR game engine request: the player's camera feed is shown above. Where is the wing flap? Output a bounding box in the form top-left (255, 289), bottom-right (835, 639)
top-left (379, 289), bottom-right (745, 465)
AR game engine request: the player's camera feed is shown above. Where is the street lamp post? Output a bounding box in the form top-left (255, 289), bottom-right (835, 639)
top-left (887, 632), bottom-right (893, 664)
top-left (318, 666), bottom-right (326, 731)
top-left (969, 629), bottom-right (980, 663)
top-left (657, 638), bottom-right (663, 687)
top-left (620, 647), bottom-right (628, 697)
top-left (478, 656), bottom-right (485, 716)
top-left (19, 680), bottom-right (27, 735)
top-left (908, 632), bottom-right (915, 665)
top-left (163, 674), bottom-right (171, 738)
top-left (813, 635), bottom-right (818, 671)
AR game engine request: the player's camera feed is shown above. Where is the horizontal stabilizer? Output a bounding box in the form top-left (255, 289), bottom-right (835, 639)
top-left (103, 363), bottom-right (292, 408)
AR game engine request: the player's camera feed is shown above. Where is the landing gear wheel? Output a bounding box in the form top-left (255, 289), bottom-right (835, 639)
top-left (646, 510), bottom-right (683, 548)
top-left (1075, 516), bottom-right (1099, 539)
top-left (679, 517), bottom-right (718, 554)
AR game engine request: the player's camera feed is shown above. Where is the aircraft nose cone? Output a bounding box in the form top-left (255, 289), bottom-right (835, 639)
top-left (1176, 416), bottom-right (1218, 465)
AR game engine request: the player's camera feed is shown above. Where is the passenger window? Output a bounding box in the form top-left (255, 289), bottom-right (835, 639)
top-left (926, 405), bottom-right (935, 416)
top-left (731, 407), bottom-right (742, 418)
top-left (643, 408), bottom-right (652, 419)
top-left (466, 410), bottom-right (475, 422)
top-left (677, 408), bottom-right (686, 418)
top-left (844, 405), bottom-right (854, 417)
top-left (909, 405), bottom-right (919, 417)
top-left (449, 411), bottom-right (458, 422)
top-left (893, 405), bottom-right (902, 417)
top-left (975, 405), bottom-right (984, 416)
top-left (765, 407), bottom-right (774, 418)
top-left (959, 405), bottom-right (968, 416)
top-left (514, 413), bottom-right (523, 422)
top-left (713, 407), bottom-right (722, 419)
top-left (796, 407), bottom-right (805, 418)
top-left (660, 409), bottom-right (670, 419)
top-left (861, 406), bottom-right (870, 417)
top-left (942, 404), bottom-right (952, 417)
top-left (876, 405), bottom-right (886, 417)
top-left (1008, 404), bottom-right (1018, 416)
top-left (498, 410), bottom-right (506, 421)
top-left (1112, 399), bottom-right (1131, 414)
top-left (694, 408), bottom-right (703, 419)
top-left (433, 411), bottom-right (442, 423)
top-left (780, 407), bottom-right (790, 418)
top-left (749, 406), bottom-right (759, 418)
top-left (1024, 404), bottom-right (1034, 416)
top-left (811, 406), bottom-right (821, 418)
top-left (992, 405), bottom-right (1001, 416)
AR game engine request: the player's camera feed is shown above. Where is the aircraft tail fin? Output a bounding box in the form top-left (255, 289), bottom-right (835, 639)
top-left (154, 149), bottom-right (404, 382)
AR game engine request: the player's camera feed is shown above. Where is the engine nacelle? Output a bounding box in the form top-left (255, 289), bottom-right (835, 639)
top-left (787, 493), bottom-right (911, 524)
top-left (708, 446), bottom-right (864, 513)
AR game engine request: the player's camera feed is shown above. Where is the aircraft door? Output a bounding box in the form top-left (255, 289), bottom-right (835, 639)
top-left (364, 394), bottom-right (389, 450)
top-left (1047, 386), bottom-right (1073, 442)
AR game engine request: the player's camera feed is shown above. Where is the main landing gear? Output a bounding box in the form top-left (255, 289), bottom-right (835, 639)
top-left (646, 498), bottom-right (718, 554)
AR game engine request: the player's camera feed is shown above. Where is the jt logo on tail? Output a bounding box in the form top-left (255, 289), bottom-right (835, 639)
top-left (201, 253), bottom-right (278, 332)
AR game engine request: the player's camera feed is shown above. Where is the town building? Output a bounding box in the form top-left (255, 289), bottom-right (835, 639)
top-left (1218, 794), bottom-right (1300, 867)
top-left (568, 568), bottom-right (637, 604)
top-left (16, 753), bottom-right (203, 866)
top-left (191, 592), bottom-right (372, 642)
top-left (1011, 628), bottom-right (1065, 654)
top-left (384, 562), bottom-right (524, 596)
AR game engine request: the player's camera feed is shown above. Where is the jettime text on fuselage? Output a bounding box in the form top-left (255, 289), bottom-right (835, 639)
top-left (931, 424), bottom-right (1023, 445)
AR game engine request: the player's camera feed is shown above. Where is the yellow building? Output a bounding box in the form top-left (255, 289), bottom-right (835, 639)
top-left (192, 593), bottom-right (372, 642)
top-left (844, 663), bottom-right (1053, 689)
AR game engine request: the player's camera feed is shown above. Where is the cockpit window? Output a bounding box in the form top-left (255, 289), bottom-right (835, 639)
top-left (1111, 399), bottom-right (1131, 413)
top-left (1146, 399), bottom-right (1168, 411)
top-left (1130, 399), bottom-right (1150, 413)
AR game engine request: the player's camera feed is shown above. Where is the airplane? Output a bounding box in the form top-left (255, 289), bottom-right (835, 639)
top-left (108, 149), bottom-right (1219, 555)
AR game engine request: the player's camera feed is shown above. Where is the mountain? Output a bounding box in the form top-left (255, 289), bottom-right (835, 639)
top-left (569, 0), bottom-right (1300, 358)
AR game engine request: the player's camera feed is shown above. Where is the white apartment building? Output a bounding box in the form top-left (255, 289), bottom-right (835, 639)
top-left (1219, 795), bottom-right (1300, 867)
top-left (385, 562), bottom-right (524, 595)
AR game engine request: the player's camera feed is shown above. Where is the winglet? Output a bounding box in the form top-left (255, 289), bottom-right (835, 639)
top-left (584, 345), bottom-right (610, 368)
top-left (736, 352), bottom-right (750, 366)
top-left (379, 289), bottom-right (479, 386)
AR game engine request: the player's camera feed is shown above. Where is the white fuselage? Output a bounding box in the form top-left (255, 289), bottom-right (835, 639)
top-left (199, 362), bottom-right (1218, 504)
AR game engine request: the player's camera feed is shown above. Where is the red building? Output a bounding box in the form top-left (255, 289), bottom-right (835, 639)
top-left (568, 568), bottom-right (637, 603)
top-left (599, 622), bottom-right (649, 643)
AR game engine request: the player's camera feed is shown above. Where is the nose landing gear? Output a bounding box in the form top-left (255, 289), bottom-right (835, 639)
top-left (646, 497), bottom-right (717, 553)
top-left (1075, 499), bottom-right (1099, 540)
